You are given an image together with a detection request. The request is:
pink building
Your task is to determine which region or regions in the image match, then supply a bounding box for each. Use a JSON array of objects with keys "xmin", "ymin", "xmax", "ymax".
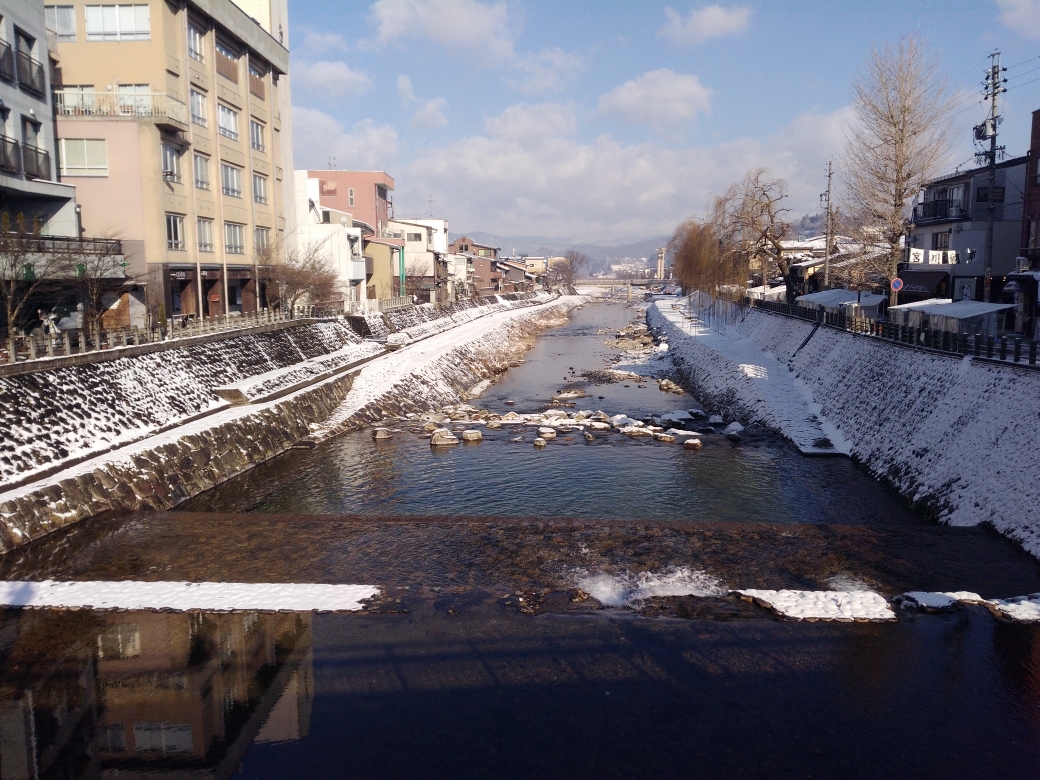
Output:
[{"xmin": 307, "ymin": 170, "xmax": 394, "ymax": 233}]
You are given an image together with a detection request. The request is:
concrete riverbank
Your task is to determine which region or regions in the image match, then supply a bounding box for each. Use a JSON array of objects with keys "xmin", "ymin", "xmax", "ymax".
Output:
[
  {"xmin": 0, "ymin": 295, "xmax": 583, "ymax": 553},
  {"xmin": 651, "ymin": 296, "xmax": 1040, "ymax": 554}
]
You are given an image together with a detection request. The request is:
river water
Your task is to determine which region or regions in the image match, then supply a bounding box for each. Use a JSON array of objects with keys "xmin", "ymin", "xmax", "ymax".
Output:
[{"xmin": 2, "ymin": 300, "xmax": 1040, "ymax": 778}]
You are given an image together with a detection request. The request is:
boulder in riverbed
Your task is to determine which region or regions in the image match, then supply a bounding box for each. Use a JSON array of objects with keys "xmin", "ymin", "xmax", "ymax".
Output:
[
  {"xmin": 533, "ymin": 437, "xmax": 547, "ymax": 447},
  {"xmin": 486, "ymin": 420, "xmax": 502, "ymax": 429},
  {"xmin": 652, "ymin": 432, "xmax": 675, "ymax": 442},
  {"xmin": 430, "ymin": 428, "xmax": 460, "ymax": 446},
  {"xmin": 537, "ymin": 427, "xmax": 557, "ymax": 440},
  {"xmin": 461, "ymin": 429, "xmax": 483, "ymax": 442},
  {"xmin": 372, "ymin": 428, "xmax": 393, "ymax": 440},
  {"xmin": 683, "ymin": 438, "xmax": 703, "ymax": 449}
]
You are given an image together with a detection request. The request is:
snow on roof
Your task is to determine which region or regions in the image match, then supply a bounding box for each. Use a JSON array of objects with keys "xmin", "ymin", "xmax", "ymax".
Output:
[
  {"xmin": 792, "ymin": 257, "xmax": 825, "ymax": 268},
  {"xmin": 837, "ymin": 293, "xmax": 887, "ymax": 307},
  {"xmin": 889, "ymin": 300, "xmax": 1015, "ymax": 318},
  {"xmin": 796, "ymin": 289, "xmax": 862, "ymax": 306}
]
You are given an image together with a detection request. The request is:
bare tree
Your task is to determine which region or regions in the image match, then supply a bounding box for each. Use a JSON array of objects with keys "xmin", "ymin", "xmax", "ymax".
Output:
[
  {"xmin": 0, "ymin": 213, "xmax": 75, "ymax": 340},
  {"xmin": 75, "ymin": 235, "xmax": 126, "ymax": 337},
  {"xmin": 841, "ymin": 33, "xmax": 955, "ymax": 304},
  {"xmin": 562, "ymin": 249, "xmax": 589, "ymax": 282},
  {"xmin": 405, "ymin": 257, "xmax": 431, "ymax": 299},
  {"xmin": 260, "ymin": 238, "xmax": 338, "ymax": 313}
]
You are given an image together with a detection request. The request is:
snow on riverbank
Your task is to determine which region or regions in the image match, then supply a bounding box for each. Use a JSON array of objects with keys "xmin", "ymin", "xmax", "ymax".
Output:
[
  {"xmin": 0, "ymin": 580, "xmax": 379, "ymax": 611},
  {"xmin": 315, "ymin": 296, "xmax": 586, "ymax": 437},
  {"xmin": 738, "ymin": 589, "xmax": 896, "ymax": 621},
  {"xmin": 652, "ymin": 297, "xmax": 1040, "ymax": 557}
]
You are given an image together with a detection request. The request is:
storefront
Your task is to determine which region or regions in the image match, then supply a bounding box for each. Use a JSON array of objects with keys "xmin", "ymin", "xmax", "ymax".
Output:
[
  {"xmin": 158, "ymin": 264, "xmax": 264, "ymax": 321},
  {"xmin": 896, "ymin": 268, "xmax": 951, "ymax": 304}
]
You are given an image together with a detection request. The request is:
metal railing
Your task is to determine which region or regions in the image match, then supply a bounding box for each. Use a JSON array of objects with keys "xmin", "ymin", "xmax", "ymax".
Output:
[
  {"xmin": 3, "ymin": 306, "xmax": 331, "ymax": 365},
  {"xmin": 54, "ymin": 90, "xmax": 188, "ymax": 126},
  {"xmin": 0, "ymin": 42, "xmax": 13, "ymax": 83},
  {"xmin": 21, "ymin": 143, "xmax": 50, "ymax": 180},
  {"xmin": 747, "ymin": 297, "xmax": 1039, "ymax": 368},
  {"xmin": 0, "ymin": 135, "xmax": 20, "ymax": 174},
  {"xmin": 346, "ymin": 296, "xmax": 411, "ymax": 314},
  {"xmin": 15, "ymin": 49, "xmax": 44, "ymax": 95}
]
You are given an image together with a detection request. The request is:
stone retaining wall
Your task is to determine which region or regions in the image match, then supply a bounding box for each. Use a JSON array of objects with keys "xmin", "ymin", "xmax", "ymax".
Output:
[{"xmin": 651, "ymin": 300, "xmax": 1040, "ymax": 555}]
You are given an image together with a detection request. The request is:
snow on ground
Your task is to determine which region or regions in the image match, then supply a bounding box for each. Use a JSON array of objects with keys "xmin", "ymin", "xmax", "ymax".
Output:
[
  {"xmin": 982, "ymin": 595, "xmax": 1040, "ymax": 622},
  {"xmin": 738, "ymin": 589, "xmax": 896, "ymax": 621},
  {"xmin": 649, "ymin": 301, "xmax": 849, "ymax": 455},
  {"xmin": 0, "ymin": 580, "xmax": 379, "ymax": 611},
  {"xmin": 902, "ymin": 591, "xmax": 985, "ymax": 609}
]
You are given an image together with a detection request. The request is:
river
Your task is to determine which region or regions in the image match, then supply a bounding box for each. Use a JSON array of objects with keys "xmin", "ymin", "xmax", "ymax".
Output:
[{"xmin": 1, "ymin": 300, "xmax": 1039, "ymax": 778}]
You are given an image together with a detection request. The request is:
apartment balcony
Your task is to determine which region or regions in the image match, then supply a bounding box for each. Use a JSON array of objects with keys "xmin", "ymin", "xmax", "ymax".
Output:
[
  {"xmin": 54, "ymin": 90, "xmax": 189, "ymax": 132},
  {"xmin": 0, "ymin": 42, "xmax": 14, "ymax": 83},
  {"xmin": 912, "ymin": 199, "xmax": 968, "ymax": 224},
  {"xmin": 0, "ymin": 136, "xmax": 20, "ymax": 175},
  {"xmin": 22, "ymin": 143, "xmax": 50, "ymax": 180},
  {"xmin": 249, "ymin": 72, "xmax": 265, "ymax": 100},
  {"xmin": 15, "ymin": 50, "xmax": 45, "ymax": 96}
]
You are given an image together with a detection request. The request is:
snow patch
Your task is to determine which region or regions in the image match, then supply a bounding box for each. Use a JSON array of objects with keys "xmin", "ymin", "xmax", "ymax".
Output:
[
  {"xmin": 0, "ymin": 580, "xmax": 380, "ymax": 612},
  {"xmin": 738, "ymin": 589, "xmax": 896, "ymax": 621}
]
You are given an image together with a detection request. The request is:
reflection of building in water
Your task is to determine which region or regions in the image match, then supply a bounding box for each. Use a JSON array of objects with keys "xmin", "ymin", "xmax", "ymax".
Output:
[{"xmin": 0, "ymin": 609, "xmax": 312, "ymax": 779}]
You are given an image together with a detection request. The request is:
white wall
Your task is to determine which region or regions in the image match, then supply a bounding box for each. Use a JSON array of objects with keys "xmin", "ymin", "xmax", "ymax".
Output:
[{"xmin": 294, "ymin": 172, "xmax": 364, "ymax": 301}]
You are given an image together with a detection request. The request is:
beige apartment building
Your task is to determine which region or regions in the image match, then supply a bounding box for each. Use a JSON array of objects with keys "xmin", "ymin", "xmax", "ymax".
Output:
[{"xmin": 48, "ymin": 0, "xmax": 291, "ymax": 321}]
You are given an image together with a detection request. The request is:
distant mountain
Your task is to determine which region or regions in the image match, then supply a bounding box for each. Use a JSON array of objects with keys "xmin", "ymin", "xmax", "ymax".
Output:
[{"xmin": 451, "ymin": 231, "xmax": 671, "ymax": 268}]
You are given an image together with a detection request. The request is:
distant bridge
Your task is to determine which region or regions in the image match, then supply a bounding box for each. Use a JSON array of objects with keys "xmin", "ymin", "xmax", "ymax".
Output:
[{"xmin": 573, "ymin": 279, "xmax": 666, "ymax": 287}]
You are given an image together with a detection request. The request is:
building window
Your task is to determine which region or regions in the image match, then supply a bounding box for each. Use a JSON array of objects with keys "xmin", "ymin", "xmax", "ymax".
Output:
[
  {"xmin": 248, "ymin": 62, "xmax": 265, "ymax": 99},
  {"xmin": 166, "ymin": 213, "xmax": 185, "ymax": 250},
  {"xmin": 197, "ymin": 218, "xmax": 213, "ymax": 252},
  {"xmin": 59, "ymin": 138, "xmax": 106, "ymax": 176},
  {"xmin": 189, "ymin": 89, "xmax": 206, "ymax": 126},
  {"xmin": 348, "ymin": 188, "xmax": 354, "ymax": 207},
  {"xmin": 161, "ymin": 143, "xmax": 181, "ymax": 183},
  {"xmin": 406, "ymin": 232, "xmax": 422, "ymax": 242},
  {"xmin": 224, "ymin": 222, "xmax": 244, "ymax": 254},
  {"xmin": 187, "ymin": 23, "xmax": 204, "ymax": 62},
  {"xmin": 931, "ymin": 232, "xmax": 950, "ymax": 251},
  {"xmin": 45, "ymin": 6, "xmax": 76, "ymax": 41},
  {"xmin": 215, "ymin": 40, "xmax": 238, "ymax": 83},
  {"xmin": 252, "ymin": 173, "xmax": 267, "ymax": 204},
  {"xmin": 220, "ymin": 163, "xmax": 241, "ymax": 197},
  {"xmin": 84, "ymin": 5, "xmax": 150, "ymax": 41},
  {"xmin": 254, "ymin": 226, "xmax": 270, "ymax": 252},
  {"xmin": 249, "ymin": 120, "xmax": 264, "ymax": 152},
  {"xmin": 193, "ymin": 153, "xmax": 209, "ymax": 189},
  {"xmin": 217, "ymin": 104, "xmax": 238, "ymax": 140}
]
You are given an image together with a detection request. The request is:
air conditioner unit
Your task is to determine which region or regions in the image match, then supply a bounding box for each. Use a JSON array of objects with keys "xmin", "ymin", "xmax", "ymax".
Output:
[{"xmin": 1018, "ymin": 256, "xmax": 1029, "ymax": 272}]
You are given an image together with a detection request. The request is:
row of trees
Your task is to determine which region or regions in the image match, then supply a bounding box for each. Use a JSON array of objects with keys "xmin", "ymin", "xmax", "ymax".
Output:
[{"xmin": 671, "ymin": 33, "xmax": 954, "ymax": 304}]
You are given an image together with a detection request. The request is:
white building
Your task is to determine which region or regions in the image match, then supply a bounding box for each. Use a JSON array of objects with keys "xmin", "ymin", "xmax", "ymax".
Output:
[{"xmin": 293, "ymin": 171, "xmax": 365, "ymax": 303}]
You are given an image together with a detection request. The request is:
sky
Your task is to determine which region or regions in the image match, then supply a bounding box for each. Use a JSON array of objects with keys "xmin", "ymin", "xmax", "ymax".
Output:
[{"xmin": 287, "ymin": 0, "xmax": 1040, "ymax": 242}]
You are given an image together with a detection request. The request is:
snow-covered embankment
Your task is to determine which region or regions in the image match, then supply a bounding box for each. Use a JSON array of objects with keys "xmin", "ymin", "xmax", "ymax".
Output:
[{"xmin": 650, "ymin": 298, "xmax": 1040, "ymax": 555}]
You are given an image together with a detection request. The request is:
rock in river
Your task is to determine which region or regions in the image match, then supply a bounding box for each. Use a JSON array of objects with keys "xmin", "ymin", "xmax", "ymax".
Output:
[
  {"xmin": 537, "ymin": 427, "xmax": 557, "ymax": 440},
  {"xmin": 461, "ymin": 429, "xmax": 483, "ymax": 442},
  {"xmin": 684, "ymin": 438, "xmax": 703, "ymax": 449},
  {"xmin": 533, "ymin": 437, "xmax": 547, "ymax": 448},
  {"xmin": 372, "ymin": 428, "xmax": 393, "ymax": 440},
  {"xmin": 430, "ymin": 428, "xmax": 460, "ymax": 446}
]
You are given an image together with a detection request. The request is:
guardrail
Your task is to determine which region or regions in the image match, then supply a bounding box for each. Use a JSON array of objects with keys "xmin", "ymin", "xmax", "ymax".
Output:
[
  {"xmin": 2, "ymin": 306, "xmax": 337, "ymax": 365},
  {"xmin": 748, "ymin": 298, "xmax": 1039, "ymax": 368},
  {"xmin": 345, "ymin": 297, "xmax": 411, "ymax": 314}
]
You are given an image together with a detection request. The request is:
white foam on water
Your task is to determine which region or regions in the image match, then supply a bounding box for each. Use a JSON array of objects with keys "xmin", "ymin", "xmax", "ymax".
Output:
[
  {"xmin": 826, "ymin": 574, "xmax": 873, "ymax": 592},
  {"xmin": 577, "ymin": 567, "xmax": 726, "ymax": 607},
  {"xmin": 0, "ymin": 581, "xmax": 380, "ymax": 612}
]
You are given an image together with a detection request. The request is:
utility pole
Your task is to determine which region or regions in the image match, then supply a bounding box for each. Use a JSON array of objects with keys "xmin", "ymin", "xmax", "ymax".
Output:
[
  {"xmin": 977, "ymin": 50, "xmax": 1006, "ymax": 302},
  {"xmin": 820, "ymin": 160, "xmax": 833, "ymax": 288}
]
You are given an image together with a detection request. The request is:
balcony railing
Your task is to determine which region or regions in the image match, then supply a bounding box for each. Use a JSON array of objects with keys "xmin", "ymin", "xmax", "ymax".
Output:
[
  {"xmin": 22, "ymin": 143, "xmax": 50, "ymax": 180},
  {"xmin": 216, "ymin": 52, "xmax": 238, "ymax": 83},
  {"xmin": 0, "ymin": 136, "xmax": 20, "ymax": 175},
  {"xmin": 913, "ymin": 199, "xmax": 967, "ymax": 223},
  {"xmin": 0, "ymin": 42, "xmax": 14, "ymax": 83},
  {"xmin": 249, "ymin": 72, "xmax": 265, "ymax": 100},
  {"xmin": 15, "ymin": 50, "xmax": 45, "ymax": 96},
  {"xmin": 54, "ymin": 90, "xmax": 188, "ymax": 127}
]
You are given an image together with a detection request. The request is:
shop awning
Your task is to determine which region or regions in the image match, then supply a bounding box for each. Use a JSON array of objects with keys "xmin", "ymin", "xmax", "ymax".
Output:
[{"xmin": 897, "ymin": 269, "xmax": 950, "ymax": 294}]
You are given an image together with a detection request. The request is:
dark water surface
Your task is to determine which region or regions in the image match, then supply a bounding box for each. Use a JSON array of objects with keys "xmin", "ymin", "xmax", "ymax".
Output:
[{"xmin": 4, "ymin": 300, "xmax": 1040, "ymax": 779}]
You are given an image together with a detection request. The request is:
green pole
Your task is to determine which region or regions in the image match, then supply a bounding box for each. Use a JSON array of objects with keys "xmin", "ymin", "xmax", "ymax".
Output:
[{"xmin": 398, "ymin": 247, "xmax": 405, "ymax": 297}]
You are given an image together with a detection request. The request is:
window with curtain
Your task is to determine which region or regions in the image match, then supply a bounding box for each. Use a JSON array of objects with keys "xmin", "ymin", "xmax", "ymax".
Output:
[
  {"xmin": 221, "ymin": 164, "xmax": 241, "ymax": 197},
  {"xmin": 188, "ymin": 23, "xmax": 204, "ymax": 62},
  {"xmin": 84, "ymin": 5, "xmax": 150, "ymax": 41},
  {"xmin": 224, "ymin": 222, "xmax": 244, "ymax": 254},
  {"xmin": 252, "ymin": 173, "xmax": 267, "ymax": 204},
  {"xmin": 189, "ymin": 90, "xmax": 206, "ymax": 126},
  {"xmin": 217, "ymin": 104, "xmax": 238, "ymax": 140},
  {"xmin": 45, "ymin": 6, "xmax": 76, "ymax": 40},
  {"xmin": 197, "ymin": 218, "xmax": 213, "ymax": 252},
  {"xmin": 193, "ymin": 154, "xmax": 209, "ymax": 189},
  {"xmin": 59, "ymin": 138, "xmax": 107, "ymax": 176}
]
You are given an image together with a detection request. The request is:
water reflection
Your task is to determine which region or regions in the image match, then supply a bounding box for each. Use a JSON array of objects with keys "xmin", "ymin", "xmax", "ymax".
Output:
[{"xmin": 0, "ymin": 609, "xmax": 311, "ymax": 779}]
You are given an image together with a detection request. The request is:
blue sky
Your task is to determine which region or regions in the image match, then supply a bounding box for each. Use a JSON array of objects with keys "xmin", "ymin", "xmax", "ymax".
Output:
[{"xmin": 287, "ymin": 0, "xmax": 1040, "ymax": 241}]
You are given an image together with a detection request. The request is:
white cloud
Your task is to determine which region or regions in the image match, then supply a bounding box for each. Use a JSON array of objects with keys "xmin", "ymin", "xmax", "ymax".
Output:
[
  {"xmin": 483, "ymin": 103, "xmax": 577, "ymax": 142},
  {"xmin": 291, "ymin": 108, "xmax": 398, "ymax": 170},
  {"xmin": 399, "ymin": 103, "xmax": 851, "ymax": 239},
  {"xmin": 598, "ymin": 69, "xmax": 713, "ymax": 128},
  {"xmin": 509, "ymin": 48, "xmax": 585, "ymax": 95},
  {"xmin": 659, "ymin": 5, "xmax": 751, "ymax": 45},
  {"xmin": 396, "ymin": 74, "xmax": 448, "ymax": 131},
  {"xmin": 298, "ymin": 27, "xmax": 348, "ymax": 55},
  {"xmin": 996, "ymin": 0, "xmax": 1040, "ymax": 37},
  {"xmin": 293, "ymin": 61, "xmax": 372, "ymax": 99},
  {"xmin": 411, "ymin": 98, "xmax": 448, "ymax": 130},
  {"xmin": 370, "ymin": 0, "xmax": 514, "ymax": 58}
]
